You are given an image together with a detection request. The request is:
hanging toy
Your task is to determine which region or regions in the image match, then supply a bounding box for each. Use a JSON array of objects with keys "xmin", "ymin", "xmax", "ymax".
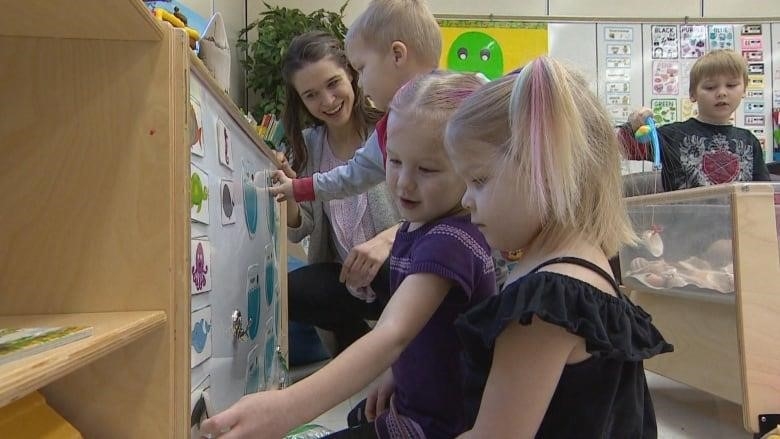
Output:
[
  {"xmin": 634, "ymin": 116, "xmax": 662, "ymax": 171},
  {"xmin": 634, "ymin": 116, "xmax": 665, "ymax": 257}
]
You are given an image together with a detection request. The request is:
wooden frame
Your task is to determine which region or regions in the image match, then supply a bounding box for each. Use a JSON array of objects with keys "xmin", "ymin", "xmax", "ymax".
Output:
[{"xmin": 620, "ymin": 182, "xmax": 780, "ymax": 433}]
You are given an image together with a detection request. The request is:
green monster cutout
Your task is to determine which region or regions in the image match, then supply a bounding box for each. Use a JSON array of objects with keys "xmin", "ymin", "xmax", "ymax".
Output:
[
  {"xmin": 191, "ymin": 172, "xmax": 209, "ymax": 212},
  {"xmin": 447, "ymin": 31, "xmax": 504, "ymax": 80}
]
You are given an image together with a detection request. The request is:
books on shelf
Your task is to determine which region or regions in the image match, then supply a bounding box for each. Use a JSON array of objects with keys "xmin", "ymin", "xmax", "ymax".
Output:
[
  {"xmin": 256, "ymin": 113, "xmax": 285, "ymax": 150},
  {"xmin": 0, "ymin": 326, "xmax": 93, "ymax": 366}
]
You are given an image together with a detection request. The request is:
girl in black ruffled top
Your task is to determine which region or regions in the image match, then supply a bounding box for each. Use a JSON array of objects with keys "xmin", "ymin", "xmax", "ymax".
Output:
[{"xmin": 444, "ymin": 56, "xmax": 674, "ymax": 438}]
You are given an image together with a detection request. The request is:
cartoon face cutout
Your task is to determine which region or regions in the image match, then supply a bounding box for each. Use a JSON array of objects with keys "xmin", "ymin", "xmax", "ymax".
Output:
[{"xmin": 447, "ymin": 32, "xmax": 504, "ymax": 80}]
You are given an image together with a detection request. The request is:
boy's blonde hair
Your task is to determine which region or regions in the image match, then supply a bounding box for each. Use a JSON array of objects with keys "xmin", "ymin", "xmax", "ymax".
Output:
[
  {"xmin": 390, "ymin": 71, "xmax": 486, "ymax": 146},
  {"xmin": 346, "ymin": 0, "xmax": 441, "ymax": 67},
  {"xmin": 445, "ymin": 57, "xmax": 636, "ymax": 257},
  {"xmin": 689, "ymin": 49, "xmax": 749, "ymax": 96}
]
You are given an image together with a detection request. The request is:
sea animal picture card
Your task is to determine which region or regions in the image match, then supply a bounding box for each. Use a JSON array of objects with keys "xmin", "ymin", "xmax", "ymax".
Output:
[
  {"xmin": 190, "ymin": 375, "xmax": 212, "ymax": 438},
  {"xmin": 220, "ymin": 178, "xmax": 237, "ymax": 225},
  {"xmin": 190, "ymin": 164, "xmax": 210, "ymax": 224},
  {"xmin": 191, "ymin": 238, "xmax": 212, "ymax": 294},
  {"xmin": 216, "ymin": 118, "xmax": 234, "ymax": 170},
  {"xmin": 191, "ymin": 305, "xmax": 213, "ymax": 368},
  {"xmin": 190, "ymin": 97, "xmax": 205, "ymax": 157}
]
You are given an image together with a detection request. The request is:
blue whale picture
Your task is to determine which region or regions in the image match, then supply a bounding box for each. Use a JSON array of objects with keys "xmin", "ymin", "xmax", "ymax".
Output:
[{"xmin": 191, "ymin": 318, "xmax": 212, "ymax": 353}]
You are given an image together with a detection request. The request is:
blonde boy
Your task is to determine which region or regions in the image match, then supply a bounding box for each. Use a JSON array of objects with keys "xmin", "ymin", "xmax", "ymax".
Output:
[
  {"xmin": 270, "ymin": 0, "xmax": 442, "ymax": 202},
  {"xmin": 619, "ymin": 50, "xmax": 769, "ymax": 191}
]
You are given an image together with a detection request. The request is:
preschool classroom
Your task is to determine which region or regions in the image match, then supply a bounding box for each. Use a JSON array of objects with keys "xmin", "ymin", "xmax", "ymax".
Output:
[{"xmin": 1, "ymin": 0, "xmax": 779, "ymax": 438}]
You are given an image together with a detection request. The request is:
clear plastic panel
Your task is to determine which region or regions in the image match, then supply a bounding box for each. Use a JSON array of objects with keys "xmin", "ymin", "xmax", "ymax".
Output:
[{"xmin": 619, "ymin": 194, "xmax": 735, "ymax": 298}]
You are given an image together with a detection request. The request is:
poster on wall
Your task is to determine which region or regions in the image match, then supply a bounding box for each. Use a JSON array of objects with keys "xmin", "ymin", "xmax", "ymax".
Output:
[
  {"xmin": 651, "ymin": 25, "xmax": 679, "ymax": 59},
  {"xmin": 679, "ymin": 25, "xmax": 707, "ymax": 59},
  {"xmin": 437, "ymin": 19, "xmax": 548, "ymax": 80},
  {"xmin": 598, "ymin": 24, "xmax": 642, "ymax": 125}
]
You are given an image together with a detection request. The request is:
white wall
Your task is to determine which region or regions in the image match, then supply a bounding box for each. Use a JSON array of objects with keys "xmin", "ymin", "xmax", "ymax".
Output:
[{"xmin": 261, "ymin": 0, "xmax": 780, "ymax": 21}]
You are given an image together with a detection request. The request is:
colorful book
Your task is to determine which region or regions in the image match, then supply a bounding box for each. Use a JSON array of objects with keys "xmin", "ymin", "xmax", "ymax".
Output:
[{"xmin": 0, "ymin": 326, "xmax": 93, "ymax": 366}]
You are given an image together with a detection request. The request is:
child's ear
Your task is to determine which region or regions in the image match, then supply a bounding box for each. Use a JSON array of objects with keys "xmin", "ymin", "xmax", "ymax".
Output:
[{"xmin": 390, "ymin": 41, "xmax": 408, "ymax": 66}]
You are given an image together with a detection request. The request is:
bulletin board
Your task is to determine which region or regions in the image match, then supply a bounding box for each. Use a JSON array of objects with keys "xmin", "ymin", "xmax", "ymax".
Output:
[
  {"xmin": 437, "ymin": 19, "xmax": 548, "ymax": 80},
  {"xmin": 189, "ymin": 71, "xmax": 285, "ymax": 416}
]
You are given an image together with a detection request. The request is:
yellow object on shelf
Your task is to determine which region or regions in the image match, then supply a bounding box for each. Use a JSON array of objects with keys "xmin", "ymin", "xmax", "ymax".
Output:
[
  {"xmin": 0, "ymin": 391, "xmax": 82, "ymax": 438},
  {"xmin": 153, "ymin": 8, "xmax": 201, "ymax": 41}
]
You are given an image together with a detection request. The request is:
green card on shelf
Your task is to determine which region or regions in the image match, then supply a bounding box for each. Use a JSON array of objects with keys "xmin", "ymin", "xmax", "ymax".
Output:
[{"xmin": 0, "ymin": 326, "xmax": 93, "ymax": 366}]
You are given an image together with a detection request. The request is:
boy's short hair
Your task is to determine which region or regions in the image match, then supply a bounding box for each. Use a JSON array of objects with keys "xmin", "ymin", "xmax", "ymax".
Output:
[
  {"xmin": 689, "ymin": 50, "xmax": 749, "ymax": 96},
  {"xmin": 346, "ymin": 0, "xmax": 441, "ymax": 66}
]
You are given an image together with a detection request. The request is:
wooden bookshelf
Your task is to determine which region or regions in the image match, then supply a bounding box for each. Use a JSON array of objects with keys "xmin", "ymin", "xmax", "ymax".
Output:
[
  {"xmin": 0, "ymin": 311, "xmax": 166, "ymax": 408},
  {"xmin": 0, "ymin": 0, "xmax": 162, "ymax": 41},
  {"xmin": 0, "ymin": 1, "xmax": 287, "ymax": 436}
]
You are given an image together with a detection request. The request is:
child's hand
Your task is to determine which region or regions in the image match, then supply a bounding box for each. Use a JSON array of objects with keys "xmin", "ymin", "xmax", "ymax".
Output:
[
  {"xmin": 628, "ymin": 107, "xmax": 653, "ymax": 131},
  {"xmin": 275, "ymin": 151, "xmax": 296, "ymax": 179},
  {"xmin": 365, "ymin": 369, "xmax": 394, "ymax": 421},
  {"xmin": 267, "ymin": 170, "xmax": 294, "ymax": 202},
  {"xmin": 199, "ymin": 390, "xmax": 293, "ymax": 439},
  {"xmin": 339, "ymin": 231, "xmax": 393, "ymax": 288}
]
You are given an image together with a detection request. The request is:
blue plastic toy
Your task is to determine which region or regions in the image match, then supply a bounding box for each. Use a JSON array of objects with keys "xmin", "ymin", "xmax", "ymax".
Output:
[{"xmin": 634, "ymin": 116, "xmax": 662, "ymax": 170}]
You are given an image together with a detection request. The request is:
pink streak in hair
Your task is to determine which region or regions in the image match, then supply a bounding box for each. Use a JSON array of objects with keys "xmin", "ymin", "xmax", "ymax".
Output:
[
  {"xmin": 447, "ymin": 88, "xmax": 475, "ymax": 101},
  {"xmin": 528, "ymin": 58, "xmax": 548, "ymax": 206}
]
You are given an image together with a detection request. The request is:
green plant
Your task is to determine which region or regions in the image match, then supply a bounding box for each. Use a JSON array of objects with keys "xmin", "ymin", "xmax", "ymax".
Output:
[{"xmin": 238, "ymin": 1, "xmax": 349, "ymax": 118}]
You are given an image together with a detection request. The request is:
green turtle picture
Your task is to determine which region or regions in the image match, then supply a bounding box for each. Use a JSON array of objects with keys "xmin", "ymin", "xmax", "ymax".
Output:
[
  {"xmin": 447, "ymin": 31, "xmax": 504, "ymax": 80},
  {"xmin": 191, "ymin": 172, "xmax": 208, "ymax": 212},
  {"xmin": 190, "ymin": 165, "xmax": 210, "ymax": 224}
]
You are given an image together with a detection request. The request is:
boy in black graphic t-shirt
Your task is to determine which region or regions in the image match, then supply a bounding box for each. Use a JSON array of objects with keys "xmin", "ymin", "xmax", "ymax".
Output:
[{"xmin": 618, "ymin": 50, "xmax": 770, "ymax": 191}]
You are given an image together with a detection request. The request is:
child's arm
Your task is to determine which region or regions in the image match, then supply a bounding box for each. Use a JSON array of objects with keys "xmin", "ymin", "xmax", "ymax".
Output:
[
  {"xmin": 269, "ymin": 130, "xmax": 387, "ymax": 202},
  {"xmin": 339, "ymin": 223, "xmax": 399, "ymax": 288},
  {"xmin": 459, "ymin": 316, "xmax": 580, "ymax": 438},
  {"xmin": 199, "ymin": 273, "xmax": 452, "ymax": 439}
]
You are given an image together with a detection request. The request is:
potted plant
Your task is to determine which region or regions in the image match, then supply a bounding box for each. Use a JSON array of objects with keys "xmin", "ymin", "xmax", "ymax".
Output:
[{"xmin": 238, "ymin": 1, "xmax": 349, "ymax": 119}]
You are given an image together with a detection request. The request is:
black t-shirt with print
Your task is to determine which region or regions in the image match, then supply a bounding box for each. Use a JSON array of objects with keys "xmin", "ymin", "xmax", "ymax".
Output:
[{"xmin": 653, "ymin": 118, "xmax": 770, "ymax": 191}]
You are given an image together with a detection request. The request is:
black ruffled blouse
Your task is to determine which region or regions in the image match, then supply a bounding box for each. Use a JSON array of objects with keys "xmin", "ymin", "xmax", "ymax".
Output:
[{"xmin": 456, "ymin": 257, "xmax": 673, "ymax": 438}]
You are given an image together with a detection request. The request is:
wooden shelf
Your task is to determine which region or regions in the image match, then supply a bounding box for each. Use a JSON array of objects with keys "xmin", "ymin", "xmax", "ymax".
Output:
[
  {"xmin": 0, "ymin": 311, "xmax": 166, "ymax": 407},
  {"xmin": 0, "ymin": 0, "xmax": 162, "ymax": 41}
]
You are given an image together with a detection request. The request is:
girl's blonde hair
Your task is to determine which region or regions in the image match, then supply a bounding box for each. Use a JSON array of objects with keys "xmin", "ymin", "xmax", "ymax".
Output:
[
  {"xmin": 445, "ymin": 57, "xmax": 636, "ymax": 256},
  {"xmin": 390, "ymin": 70, "xmax": 486, "ymax": 145}
]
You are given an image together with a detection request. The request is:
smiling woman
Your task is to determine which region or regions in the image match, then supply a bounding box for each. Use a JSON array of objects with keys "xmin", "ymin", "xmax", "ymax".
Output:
[{"xmin": 277, "ymin": 31, "xmax": 401, "ymax": 356}]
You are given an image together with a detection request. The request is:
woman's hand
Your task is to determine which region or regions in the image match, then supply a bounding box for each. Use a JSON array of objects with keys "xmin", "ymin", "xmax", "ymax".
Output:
[
  {"xmin": 199, "ymin": 390, "xmax": 294, "ymax": 439},
  {"xmin": 365, "ymin": 369, "xmax": 394, "ymax": 421},
  {"xmin": 275, "ymin": 151, "xmax": 296, "ymax": 179}
]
